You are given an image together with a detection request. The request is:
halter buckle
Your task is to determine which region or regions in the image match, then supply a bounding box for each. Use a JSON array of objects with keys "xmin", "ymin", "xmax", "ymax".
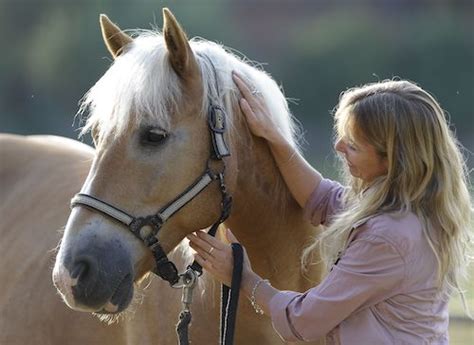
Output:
[
  {"xmin": 208, "ymin": 104, "xmax": 230, "ymax": 159},
  {"xmin": 208, "ymin": 104, "xmax": 226, "ymax": 133}
]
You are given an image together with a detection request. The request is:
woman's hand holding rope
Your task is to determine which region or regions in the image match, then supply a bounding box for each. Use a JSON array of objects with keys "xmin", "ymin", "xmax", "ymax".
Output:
[{"xmin": 187, "ymin": 228, "xmax": 252, "ymax": 287}]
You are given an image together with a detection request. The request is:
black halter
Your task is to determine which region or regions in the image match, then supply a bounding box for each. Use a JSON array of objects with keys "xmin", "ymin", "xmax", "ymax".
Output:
[{"xmin": 71, "ymin": 58, "xmax": 232, "ymax": 286}]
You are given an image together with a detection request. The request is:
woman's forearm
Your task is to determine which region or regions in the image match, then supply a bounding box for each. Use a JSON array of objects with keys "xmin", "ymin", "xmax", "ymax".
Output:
[
  {"xmin": 232, "ymin": 71, "xmax": 323, "ymax": 209},
  {"xmin": 268, "ymin": 136, "xmax": 323, "ymax": 209}
]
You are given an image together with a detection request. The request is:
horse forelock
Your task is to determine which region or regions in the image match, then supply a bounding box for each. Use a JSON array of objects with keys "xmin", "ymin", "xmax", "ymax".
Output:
[{"xmin": 78, "ymin": 30, "xmax": 301, "ymax": 152}]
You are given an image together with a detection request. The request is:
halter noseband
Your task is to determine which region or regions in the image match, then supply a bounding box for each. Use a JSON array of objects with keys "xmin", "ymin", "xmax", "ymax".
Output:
[{"xmin": 71, "ymin": 55, "xmax": 232, "ymax": 286}]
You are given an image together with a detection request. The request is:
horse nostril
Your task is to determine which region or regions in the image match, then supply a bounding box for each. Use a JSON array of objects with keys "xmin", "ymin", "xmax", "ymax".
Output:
[
  {"xmin": 71, "ymin": 256, "xmax": 98, "ymax": 284},
  {"xmin": 71, "ymin": 261, "xmax": 88, "ymax": 280}
]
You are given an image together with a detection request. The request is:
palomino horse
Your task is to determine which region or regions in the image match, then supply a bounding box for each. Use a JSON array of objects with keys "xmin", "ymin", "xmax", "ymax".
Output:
[
  {"xmin": 52, "ymin": 9, "xmax": 322, "ymax": 344},
  {"xmin": 0, "ymin": 134, "xmax": 127, "ymax": 344}
]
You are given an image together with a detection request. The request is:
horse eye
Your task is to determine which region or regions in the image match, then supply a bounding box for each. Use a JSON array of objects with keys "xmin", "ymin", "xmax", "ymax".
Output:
[{"xmin": 141, "ymin": 128, "xmax": 168, "ymax": 146}]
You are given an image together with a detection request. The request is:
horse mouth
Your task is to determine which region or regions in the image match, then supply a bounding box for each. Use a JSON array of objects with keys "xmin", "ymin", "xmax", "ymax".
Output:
[{"xmin": 98, "ymin": 273, "xmax": 134, "ymax": 314}]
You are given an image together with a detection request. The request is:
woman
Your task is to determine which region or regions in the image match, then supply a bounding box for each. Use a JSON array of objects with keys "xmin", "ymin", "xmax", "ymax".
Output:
[{"xmin": 188, "ymin": 73, "xmax": 473, "ymax": 344}]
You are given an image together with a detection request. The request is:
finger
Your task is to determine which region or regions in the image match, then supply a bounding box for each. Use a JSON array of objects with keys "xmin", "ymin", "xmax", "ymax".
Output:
[
  {"xmin": 239, "ymin": 98, "xmax": 256, "ymax": 120},
  {"xmin": 187, "ymin": 232, "xmax": 216, "ymax": 252},
  {"xmin": 196, "ymin": 230, "xmax": 226, "ymax": 250},
  {"xmin": 232, "ymin": 72, "xmax": 252, "ymax": 95},
  {"xmin": 198, "ymin": 246, "xmax": 215, "ymax": 262},
  {"xmin": 189, "ymin": 237, "xmax": 227, "ymax": 267},
  {"xmin": 195, "ymin": 255, "xmax": 231, "ymax": 286},
  {"xmin": 232, "ymin": 71, "xmax": 245, "ymax": 82},
  {"xmin": 232, "ymin": 73, "xmax": 260, "ymax": 107},
  {"xmin": 188, "ymin": 240, "xmax": 212, "ymax": 258},
  {"xmin": 194, "ymin": 254, "xmax": 215, "ymax": 272}
]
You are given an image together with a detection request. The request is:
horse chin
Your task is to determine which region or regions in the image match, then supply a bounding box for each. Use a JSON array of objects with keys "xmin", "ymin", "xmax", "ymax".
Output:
[
  {"xmin": 93, "ymin": 309, "xmax": 126, "ymax": 324},
  {"xmin": 93, "ymin": 283, "xmax": 146, "ymax": 325},
  {"xmin": 104, "ymin": 273, "xmax": 134, "ymax": 313},
  {"xmin": 92, "ymin": 300, "xmax": 131, "ymax": 325}
]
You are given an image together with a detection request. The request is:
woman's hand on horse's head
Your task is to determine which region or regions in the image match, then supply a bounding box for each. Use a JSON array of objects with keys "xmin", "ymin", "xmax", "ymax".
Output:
[
  {"xmin": 187, "ymin": 228, "xmax": 252, "ymax": 287},
  {"xmin": 232, "ymin": 71, "xmax": 285, "ymax": 145}
]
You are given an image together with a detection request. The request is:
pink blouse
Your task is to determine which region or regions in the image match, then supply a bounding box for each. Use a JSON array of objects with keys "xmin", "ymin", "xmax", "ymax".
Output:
[{"xmin": 269, "ymin": 179, "xmax": 449, "ymax": 344}]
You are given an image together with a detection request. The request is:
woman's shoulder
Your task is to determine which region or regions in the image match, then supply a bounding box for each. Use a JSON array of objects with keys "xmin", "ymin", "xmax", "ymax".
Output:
[{"xmin": 358, "ymin": 211, "xmax": 425, "ymax": 257}]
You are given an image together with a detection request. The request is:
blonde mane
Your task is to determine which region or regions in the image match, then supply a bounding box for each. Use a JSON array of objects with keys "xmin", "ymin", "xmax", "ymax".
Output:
[{"xmin": 79, "ymin": 31, "xmax": 300, "ymax": 153}]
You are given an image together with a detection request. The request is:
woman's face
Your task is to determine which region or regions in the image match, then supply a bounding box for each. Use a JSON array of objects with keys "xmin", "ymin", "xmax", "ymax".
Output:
[{"xmin": 335, "ymin": 132, "xmax": 388, "ymax": 183}]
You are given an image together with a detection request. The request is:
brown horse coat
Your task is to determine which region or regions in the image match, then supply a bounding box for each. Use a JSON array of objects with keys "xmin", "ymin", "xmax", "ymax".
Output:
[{"xmin": 0, "ymin": 134, "xmax": 126, "ymax": 345}]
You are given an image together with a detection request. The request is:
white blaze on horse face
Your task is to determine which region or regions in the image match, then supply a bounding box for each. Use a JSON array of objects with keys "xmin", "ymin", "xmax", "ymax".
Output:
[
  {"xmin": 52, "ymin": 212, "xmax": 79, "ymax": 309},
  {"xmin": 52, "ymin": 261, "xmax": 77, "ymax": 307},
  {"xmin": 52, "ymin": 208, "xmax": 93, "ymax": 311}
]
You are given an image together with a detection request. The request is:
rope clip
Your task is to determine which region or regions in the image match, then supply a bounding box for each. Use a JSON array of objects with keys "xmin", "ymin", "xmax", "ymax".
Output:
[{"xmin": 172, "ymin": 268, "xmax": 199, "ymax": 311}]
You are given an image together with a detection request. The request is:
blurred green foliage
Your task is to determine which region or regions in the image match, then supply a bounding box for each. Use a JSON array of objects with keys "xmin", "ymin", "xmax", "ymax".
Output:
[{"xmin": 0, "ymin": 0, "xmax": 472, "ymax": 176}]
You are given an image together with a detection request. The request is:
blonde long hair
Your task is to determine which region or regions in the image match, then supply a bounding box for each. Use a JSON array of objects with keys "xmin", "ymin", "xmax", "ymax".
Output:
[{"xmin": 303, "ymin": 79, "xmax": 473, "ymax": 309}]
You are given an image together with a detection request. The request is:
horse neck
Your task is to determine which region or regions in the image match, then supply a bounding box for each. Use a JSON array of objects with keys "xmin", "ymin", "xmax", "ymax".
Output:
[{"xmin": 224, "ymin": 119, "xmax": 321, "ymax": 290}]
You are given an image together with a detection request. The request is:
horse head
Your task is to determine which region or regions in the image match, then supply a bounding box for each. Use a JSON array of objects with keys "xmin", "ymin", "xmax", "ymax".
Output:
[{"xmin": 53, "ymin": 8, "xmax": 298, "ymax": 316}]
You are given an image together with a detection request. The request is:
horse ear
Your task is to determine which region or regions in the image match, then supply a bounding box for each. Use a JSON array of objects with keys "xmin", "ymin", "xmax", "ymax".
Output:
[
  {"xmin": 162, "ymin": 8, "xmax": 199, "ymax": 79},
  {"xmin": 99, "ymin": 14, "xmax": 133, "ymax": 59}
]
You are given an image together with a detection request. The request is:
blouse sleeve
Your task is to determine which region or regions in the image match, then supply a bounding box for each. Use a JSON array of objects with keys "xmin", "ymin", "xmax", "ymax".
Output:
[
  {"xmin": 303, "ymin": 178, "xmax": 346, "ymax": 226},
  {"xmin": 268, "ymin": 234, "xmax": 406, "ymax": 342}
]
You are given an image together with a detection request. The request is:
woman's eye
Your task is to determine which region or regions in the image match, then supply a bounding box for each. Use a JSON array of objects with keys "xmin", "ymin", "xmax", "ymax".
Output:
[
  {"xmin": 347, "ymin": 140, "xmax": 357, "ymax": 151},
  {"xmin": 141, "ymin": 128, "xmax": 169, "ymax": 146}
]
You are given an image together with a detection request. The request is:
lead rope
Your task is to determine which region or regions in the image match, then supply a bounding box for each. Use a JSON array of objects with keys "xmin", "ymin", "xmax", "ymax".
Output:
[
  {"xmin": 175, "ymin": 243, "xmax": 243, "ymax": 345},
  {"xmin": 176, "ymin": 171, "xmax": 242, "ymax": 345},
  {"xmin": 220, "ymin": 243, "xmax": 243, "ymax": 345}
]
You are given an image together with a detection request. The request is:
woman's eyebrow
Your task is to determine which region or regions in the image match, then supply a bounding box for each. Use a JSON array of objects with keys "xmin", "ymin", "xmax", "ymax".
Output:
[{"xmin": 346, "ymin": 136, "xmax": 358, "ymax": 146}]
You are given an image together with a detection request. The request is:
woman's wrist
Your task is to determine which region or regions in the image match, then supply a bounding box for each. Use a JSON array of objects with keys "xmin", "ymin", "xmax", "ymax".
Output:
[
  {"xmin": 242, "ymin": 269, "xmax": 261, "ymax": 296},
  {"xmin": 268, "ymin": 137, "xmax": 298, "ymax": 167},
  {"xmin": 265, "ymin": 129, "xmax": 288, "ymax": 147},
  {"xmin": 250, "ymin": 278, "xmax": 270, "ymax": 314},
  {"xmin": 241, "ymin": 269, "xmax": 279, "ymax": 316}
]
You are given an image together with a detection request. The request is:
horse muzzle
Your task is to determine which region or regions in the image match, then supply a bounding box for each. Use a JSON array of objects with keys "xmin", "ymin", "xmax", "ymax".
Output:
[{"xmin": 53, "ymin": 235, "xmax": 135, "ymax": 314}]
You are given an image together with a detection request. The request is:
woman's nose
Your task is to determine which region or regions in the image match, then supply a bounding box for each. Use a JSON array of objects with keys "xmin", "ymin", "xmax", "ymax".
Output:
[{"xmin": 335, "ymin": 139, "xmax": 345, "ymax": 153}]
